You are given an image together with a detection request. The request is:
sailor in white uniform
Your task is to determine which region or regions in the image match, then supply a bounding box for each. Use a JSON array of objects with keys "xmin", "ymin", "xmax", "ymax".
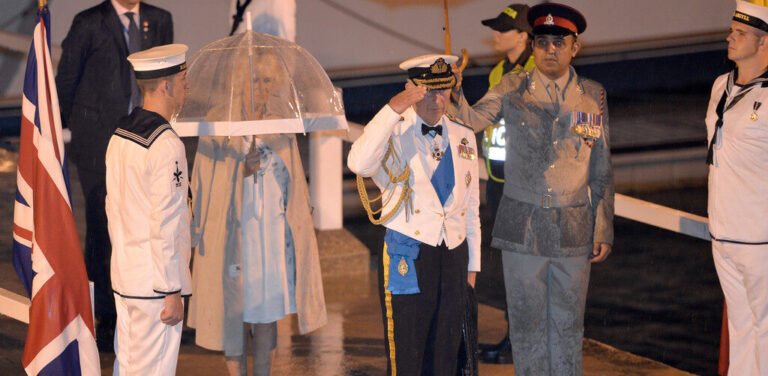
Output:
[
  {"xmin": 706, "ymin": 1, "xmax": 768, "ymax": 375},
  {"xmin": 348, "ymin": 54, "xmax": 481, "ymax": 375},
  {"xmin": 105, "ymin": 44, "xmax": 191, "ymax": 375},
  {"xmin": 706, "ymin": 2, "xmax": 768, "ymax": 374}
]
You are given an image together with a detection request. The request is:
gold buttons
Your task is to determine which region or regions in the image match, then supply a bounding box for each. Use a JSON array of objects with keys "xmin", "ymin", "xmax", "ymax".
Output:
[
  {"xmin": 414, "ymin": 230, "xmax": 420, "ymax": 236},
  {"xmin": 415, "ymin": 209, "xmax": 420, "ymax": 214}
]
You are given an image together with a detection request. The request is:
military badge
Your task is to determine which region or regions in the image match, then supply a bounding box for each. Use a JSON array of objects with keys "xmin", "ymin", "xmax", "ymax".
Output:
[
  {"xmin": 430, "ymin": 58, "xmax": 449, "ymax": 74},
  {"xmin": 752, "ymin": 101, "xmax": 761, "ymax": 122},
  {"xmin": 398, "ymin": 257, "xmax": 409, "ymax": 276},
  {"xmin": 571, "ymin": 112, "xmax": 602, "ymax": 147},
  {"xmin": 465, "ymin": 171, "xmax": 472, "ymax": 187},
  {"xmin": 458, "ymin": 144, "xmax": 477, "ymax": 160},
  {"xmin": 173, "ymin": 161, "xmax": 183, "ymax": 188},
  {"xmin": 545, "ymin": 14, "xmax": 555, "ymax": 25},
  {"xmin": 461, "ymin": 137, "xmax": 469, "ymax": 145},
  {"xmin": 431, "ymin": 147, "xmax": 444, "ymax": 161}
]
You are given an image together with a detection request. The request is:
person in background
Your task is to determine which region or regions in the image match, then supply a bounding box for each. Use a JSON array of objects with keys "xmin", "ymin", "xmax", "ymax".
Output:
[
  {"xmin": 348, "ymin": 54, "xmax": 481, "ymax": 376},
  {"xmin": 475, "ymin": 3, "xmax": 535, "ymax": 364},
  {"xmin": 56, "ymin": 0, "xmax": 173, "ymax": 349},
  {"xmin": 105, "ymin": 44, "xmax": 191, "ymax": 375},
  {"xmin": 451, "ymin": 3, "xmax": 614, "ymax": 374},
  {"xmin": 706, "ymin": 1, "xmax": 768, "ymax": 374},
  {"xmin": 187, "ymin": 52, "xmax": 327, "ymax": 376}
]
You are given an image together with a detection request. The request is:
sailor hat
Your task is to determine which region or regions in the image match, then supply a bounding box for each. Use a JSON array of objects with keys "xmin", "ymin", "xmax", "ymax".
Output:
[
  {"xmin": 528, "ymin": 2, "xmax": 587, "ymax": 37},
  {"xmin": 127, "ymin": 43, "xmax": 188, "ymax": 80},
  {"xmin": 399, "ymin": 54, "xmax": 459, "ymax": 90},
  {"xmin": 734, "ymin": 0, "xmax": 768, "ymax": 32}
]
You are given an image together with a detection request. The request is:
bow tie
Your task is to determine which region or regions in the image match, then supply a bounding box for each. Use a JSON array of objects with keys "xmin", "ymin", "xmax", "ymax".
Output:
[{"xmin": 421, "ymin": 123, "xmax": 443, "ymax": 136}]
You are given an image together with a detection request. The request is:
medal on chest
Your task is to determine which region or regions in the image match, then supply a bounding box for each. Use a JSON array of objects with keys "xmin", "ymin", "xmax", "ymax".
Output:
[
  {"xmin": 571, "ymin": 111, "xmax": 602, "ymax": 148},
  {"xmin": 751, "ymin": 101, "xmax": 761, "ymax": 121},
  {"xmin": 458, "ymin": 137, "xmax": 477, "ymax": 160},
  {"xmin": 431, "ymin": 139, "xmax": 444, "ymax": 161}
]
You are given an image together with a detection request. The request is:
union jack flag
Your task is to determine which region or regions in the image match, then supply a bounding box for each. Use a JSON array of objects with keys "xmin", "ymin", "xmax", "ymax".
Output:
[{"xmin": 12, "ymin": 3, "xmax": 100, "ymax": 375}]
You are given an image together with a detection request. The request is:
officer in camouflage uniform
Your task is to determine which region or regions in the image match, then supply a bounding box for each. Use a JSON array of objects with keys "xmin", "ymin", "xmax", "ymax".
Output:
[{"xmin": 451, "ymin": 3, "xmax": 614, "ymax": 374}]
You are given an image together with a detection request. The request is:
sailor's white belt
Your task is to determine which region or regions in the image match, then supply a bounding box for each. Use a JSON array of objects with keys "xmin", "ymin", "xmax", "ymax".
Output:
[{"xmin": 505, "ymin": 189, "xmax": 588, "ymax": 209}]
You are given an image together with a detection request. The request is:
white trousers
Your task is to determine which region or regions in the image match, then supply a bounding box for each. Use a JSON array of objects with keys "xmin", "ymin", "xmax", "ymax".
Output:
[
  {"xmin": 113, "ymin": 294, "xmax": 183, "ymax": 376},
  {"xmin": 712, "ymin": 241, "xmax": 768, "ymax": 376}
]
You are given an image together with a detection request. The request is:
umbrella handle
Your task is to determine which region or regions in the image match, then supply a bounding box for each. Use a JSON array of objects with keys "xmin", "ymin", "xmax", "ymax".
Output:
[
  {"xmin": 458, "ymin": 48, "xmax": 469, "ymax": 72},
  {"xmin": 443, "ymin": 0, "xmax": 468, "ymax": 71}
]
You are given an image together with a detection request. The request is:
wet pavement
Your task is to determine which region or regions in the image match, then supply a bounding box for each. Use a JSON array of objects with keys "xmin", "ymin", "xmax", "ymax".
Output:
[{"xmin": 0, "ymin": 143, "xmax": 695, "ymax": 375}]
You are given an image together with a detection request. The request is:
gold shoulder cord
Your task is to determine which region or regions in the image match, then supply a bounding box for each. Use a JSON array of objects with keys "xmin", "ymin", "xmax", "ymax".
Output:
[{"xmin": 356, "ymin": 138, "xmax": 413, "ymax": 225}]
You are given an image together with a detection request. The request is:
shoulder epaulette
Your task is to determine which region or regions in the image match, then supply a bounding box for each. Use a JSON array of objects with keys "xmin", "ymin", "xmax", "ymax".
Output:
[{"xmin": 446, "ymin": 114, "xmax": 472, "ymax": 130}]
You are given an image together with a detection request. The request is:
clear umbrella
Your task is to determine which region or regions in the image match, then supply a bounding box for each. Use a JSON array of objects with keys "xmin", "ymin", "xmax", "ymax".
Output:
[{"xmin": 173, "ymin": 30, "xmax": 347, "ymax": 136}]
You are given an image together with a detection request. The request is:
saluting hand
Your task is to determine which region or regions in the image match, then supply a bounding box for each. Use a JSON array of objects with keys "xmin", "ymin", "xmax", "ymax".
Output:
[{"xmin": 388, "ymin": 82, "xmax": 427, "ymax": 114}]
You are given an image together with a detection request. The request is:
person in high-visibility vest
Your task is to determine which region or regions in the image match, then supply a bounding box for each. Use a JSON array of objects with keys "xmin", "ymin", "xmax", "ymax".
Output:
[{"xmin": 476, "ymin": 3, "xmax": 536, "ymax": 365}]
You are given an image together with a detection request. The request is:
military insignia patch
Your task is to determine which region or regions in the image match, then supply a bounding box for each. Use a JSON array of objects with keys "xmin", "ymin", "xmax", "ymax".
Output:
[
  {"xmin": 459, "ymin": 144, "xmax": 477, "ymax": 160},
  {"xmin": 430, "ymin": 58, "xmax": 449, "ymax": 74},
  {"xmin": 173, "ymin": 161, "xmax": 183, "ymax": 188},
  {"xmin": 465, "ymin": 171, "xmax": 472, "ymax": 187},
  {"xmin": 461, "ymin": 137, "xmax": 469, "ymax": 145},
  {"xmin": 398, "ymin": 257, "xmax": 409, "ymax": 276}
]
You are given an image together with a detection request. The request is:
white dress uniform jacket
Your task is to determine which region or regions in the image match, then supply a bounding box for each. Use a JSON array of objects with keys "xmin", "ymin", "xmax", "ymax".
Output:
[
  {"xmin": 106, "ymin": 108, "xmax": 192, "ymax": 298},
  {"xmin": 348, "ymin": 105, "xmax": 482, "ymax": 271},
  {"xmin": 706, "ymin": 72, "xmax": 768, "ymax": 243}
]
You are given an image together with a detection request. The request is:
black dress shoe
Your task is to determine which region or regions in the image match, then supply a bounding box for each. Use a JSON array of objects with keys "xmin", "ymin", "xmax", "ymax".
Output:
[{"xmin": 479, "ymin": 336, "xmax": 512, "ymax": 364}]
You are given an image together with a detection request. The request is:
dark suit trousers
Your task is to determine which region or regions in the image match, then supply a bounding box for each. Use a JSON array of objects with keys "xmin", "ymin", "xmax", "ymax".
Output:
[
  {"xmin": 379, "ymin": 239, "xmax": 468, "ymax": 376},
  {"xmin": 78, "ymin": 166, "xmax": 115, "ymax": 327}
]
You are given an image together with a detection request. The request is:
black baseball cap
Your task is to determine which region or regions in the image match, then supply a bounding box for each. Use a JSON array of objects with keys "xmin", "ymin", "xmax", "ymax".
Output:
[{"xmin": 481, "ymin": 4, "xmax": 532, "ymax": 35}]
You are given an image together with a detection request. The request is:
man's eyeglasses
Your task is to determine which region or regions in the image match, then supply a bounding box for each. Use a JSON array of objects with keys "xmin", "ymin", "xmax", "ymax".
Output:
[{"xmin": 533, "ymin": 36, "xmax": 568, "ymax": 50}]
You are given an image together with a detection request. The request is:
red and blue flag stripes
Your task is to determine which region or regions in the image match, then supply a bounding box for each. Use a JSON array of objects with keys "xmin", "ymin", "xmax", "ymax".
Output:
[{"xmin": 11, "ymin": 3, "xmax": 100, "ymax": 375}]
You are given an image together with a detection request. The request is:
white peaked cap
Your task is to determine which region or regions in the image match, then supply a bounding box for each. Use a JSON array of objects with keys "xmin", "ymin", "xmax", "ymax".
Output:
[{"xmin": 128, "ymin": 44, "xmax": 189, "ymax": 80}]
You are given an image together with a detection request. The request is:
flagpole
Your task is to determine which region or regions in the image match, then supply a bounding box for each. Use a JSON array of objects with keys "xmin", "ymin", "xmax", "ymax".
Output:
[{"xmin": 39, "ymin": 0, "xmax": 46, "ymax": 10}]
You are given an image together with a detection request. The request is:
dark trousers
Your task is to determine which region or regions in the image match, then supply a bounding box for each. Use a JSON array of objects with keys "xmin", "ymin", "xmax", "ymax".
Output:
[
  {"xmin": 378, "ymin": 239, "xmax": 468, "ymax": 376},
  {"xmin": 77, "ymin": 166, "xmax": 115, "ymax": 329}
]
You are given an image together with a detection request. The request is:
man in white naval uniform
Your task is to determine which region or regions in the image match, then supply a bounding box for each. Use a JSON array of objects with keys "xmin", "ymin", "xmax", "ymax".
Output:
[
  {"xmin": 105, "ymin": 44, "xmax": 191, "ymax": 375},
  {"xmin": 348, "ymin": 54, "xmax": 481, "ymax": 375},
  {"xmin": 706, "ymin": 2, "xmax": 768, "ymax": 374}
]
